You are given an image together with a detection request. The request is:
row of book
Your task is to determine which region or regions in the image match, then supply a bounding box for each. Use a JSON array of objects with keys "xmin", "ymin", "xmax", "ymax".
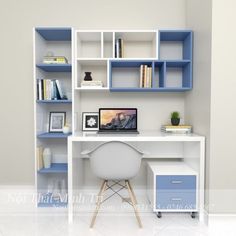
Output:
[
  {"xmin": 161, "ymin": 125, "xmax": 192, "ymax": 134},
  {"xmin": 80, "ymin": 80, "xmax": 103, "ymax": 88},
  {"xmin": 37, "ymin": 79, "xmax": 65, "ymax": 100},
  {"xmin": 43, "ymin": 56, "xmax": 68, "ymax": 64},
  {"xmin": 140, "ymin": 65, "xmax": 152, "ymax": 88},
  {"xmin": 115, "ymin": 38, "xmax": 124, "ymax": 58}
]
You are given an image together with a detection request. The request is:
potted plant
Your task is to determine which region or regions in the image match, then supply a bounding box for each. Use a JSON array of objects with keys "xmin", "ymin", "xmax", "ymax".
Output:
[{"xmin": 171, "ymin": 111, "xmax": 180, "ymax": 126}]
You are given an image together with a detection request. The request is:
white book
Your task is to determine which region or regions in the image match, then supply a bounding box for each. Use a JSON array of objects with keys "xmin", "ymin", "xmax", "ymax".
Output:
[{"xmin": 38, "ymin": 80, "xmax": 42, "ymax": 100}]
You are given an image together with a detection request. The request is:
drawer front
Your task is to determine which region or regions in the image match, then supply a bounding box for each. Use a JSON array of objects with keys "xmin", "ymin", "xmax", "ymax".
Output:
[
  {"xmin": 156, "ymin": 175, "xmax": 196, "ymax": 190},
  {"xmin": 156, "ymin": 192, "xmax": 196, "ymax": 210}
]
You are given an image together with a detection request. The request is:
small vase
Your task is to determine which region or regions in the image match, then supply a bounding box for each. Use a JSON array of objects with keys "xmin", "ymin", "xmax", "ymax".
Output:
[
  {"xmin": 84, "ymin": 72, "xmax": 92, "ymax": 81},
  {"xmin": 62, "ymin": 126, "xmax": 70, "ymax": 134},
  {"xmin": 43, "ymin": 148, "xmax": 52, "ymax": 168},
  {"xmin": 171, "ymin": 118, "xmax": 180, "ymax": 126}
]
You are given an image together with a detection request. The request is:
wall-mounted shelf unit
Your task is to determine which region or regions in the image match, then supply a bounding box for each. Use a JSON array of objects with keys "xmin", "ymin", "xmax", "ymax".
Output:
[{"xmin": 34, "ymin": 27, "xmax": 73, "ymax": 208}]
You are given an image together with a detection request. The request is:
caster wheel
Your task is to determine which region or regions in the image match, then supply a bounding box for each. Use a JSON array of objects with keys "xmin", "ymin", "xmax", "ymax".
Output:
[
  {"xmin": 157, "ymin": 212, "xmax": 162, "ymax": 218},
  {"xmin": 191, "ymin": 212, "xmax": 196, "ymax": 218}
]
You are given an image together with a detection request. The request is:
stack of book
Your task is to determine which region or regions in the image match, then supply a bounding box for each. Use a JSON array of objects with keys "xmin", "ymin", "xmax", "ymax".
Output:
[
  {"xmin": 37, "ymin": 79, "xmax": 65, "ymax": 100},
  {"xmin": 161, "ymin": 125, "xmax": 192, "ymax": 134},
  {"xmin": 43, "ymin": 56, "xmax": 68, "ymax": 64},
  {"xmin": 80, "ymin": 80, "xmax": 103, "ymax": 88},
  {"xmin": 115, "ymin": 38, "xmax": 124, "ymax": 58},
  {"xmin": 140, "ymin": 65, "xmax": 152, "ymax": 88}
]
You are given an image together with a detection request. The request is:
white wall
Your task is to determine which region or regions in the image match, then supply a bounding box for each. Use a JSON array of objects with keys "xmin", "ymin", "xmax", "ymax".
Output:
[
  {"xmin": 0, "ymin": 0, "xmax": 186, "ymax": 184},
  {"xmin": 185, "ymin": 0, "xmax": 212, "ymax": 212},
  {"xmin": 209, "ymin": 0, "xmax": 236, "ymax": 213}
]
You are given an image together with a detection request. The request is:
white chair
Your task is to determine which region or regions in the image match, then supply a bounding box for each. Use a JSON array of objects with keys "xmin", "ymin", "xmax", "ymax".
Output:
[{"xmin": 83, "ymin": 141, "xmax": 144, "ymax": 228}]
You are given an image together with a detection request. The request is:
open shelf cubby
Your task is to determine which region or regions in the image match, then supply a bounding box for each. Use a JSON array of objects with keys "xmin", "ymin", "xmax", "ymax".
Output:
[
  {"xmin": 77, "ymin": 31, "xmax": 102, "ymax": 58},
  {"xmin": 159, "ymin": 30, "xmax": 192, "ymax": 60},
  {"xmin": 165, "ymin": 61, "xmax": 192, "ymax": 89},
  {"xmin": 114, "ymin": 31, "xmax": 157, "ymax": 58},
  {"xmin": 76, "ymin": 59, "xmax": 108, "ymax": 89}
]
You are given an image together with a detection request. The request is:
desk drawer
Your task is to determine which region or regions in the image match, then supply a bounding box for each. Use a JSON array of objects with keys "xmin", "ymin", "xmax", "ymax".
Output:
[
  {"xmin": 156, "ymin": 175, "xmax": 196, "ymax": 190},
  {"xmin": 156, "ymin": 191, "xmax": 196, "ymax": 210}
]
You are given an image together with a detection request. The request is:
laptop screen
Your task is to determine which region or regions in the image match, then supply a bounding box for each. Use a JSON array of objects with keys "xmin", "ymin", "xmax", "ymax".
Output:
[{"xmin": 99, "ymin": 108, "xmax": 137, "ymax": 131}]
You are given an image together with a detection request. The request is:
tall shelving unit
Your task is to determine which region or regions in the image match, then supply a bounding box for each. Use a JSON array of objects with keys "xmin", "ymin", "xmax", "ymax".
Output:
[
  {"xmin": 33, "ymin": 27, "xmax": 73, "ymax": 207},
  {"xmin": 34, "ymin": 28, "xmax": 193, "ymax": 208}
]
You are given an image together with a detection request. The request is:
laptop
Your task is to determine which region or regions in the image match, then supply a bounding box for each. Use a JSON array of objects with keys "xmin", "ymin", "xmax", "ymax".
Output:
[{"xmin": 98, "ymin": 108, "xmax": 139, "ymax": 134}]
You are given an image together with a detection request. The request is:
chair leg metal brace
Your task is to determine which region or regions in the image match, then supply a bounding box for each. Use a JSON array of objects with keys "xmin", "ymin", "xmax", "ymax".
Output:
[
  {"xmin": 125, "ymin": 180, "xmax": 143, "ymax": 228},
  {"xmin": 90, "ymin": 180, "xmax": 107, "ymax": 228},
  {"xmin": 90, "ymin": 180, "xmax": 142, "ymax": 228}
]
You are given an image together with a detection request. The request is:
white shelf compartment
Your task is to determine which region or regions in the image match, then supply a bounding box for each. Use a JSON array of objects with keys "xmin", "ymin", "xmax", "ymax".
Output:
[
  {"xmin": 76, "ymin": 31, "xmax": 102, "ymax": 58},
  {"xmin": 114, "ymin": 31, "xmax": 157, "ymax": 59},
  {"xmin": 102, "ymin": 32, "xmax": 114, "ymax": 58},
  {"xmin": 76, "ymin": 59, "xmax": 108, "ymax": 89}
]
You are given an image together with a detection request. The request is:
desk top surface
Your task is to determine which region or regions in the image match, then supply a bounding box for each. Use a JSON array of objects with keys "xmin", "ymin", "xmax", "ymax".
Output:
[{"xmin": 69, "ymin": 131, "xmax": 205, "ymax": 142}]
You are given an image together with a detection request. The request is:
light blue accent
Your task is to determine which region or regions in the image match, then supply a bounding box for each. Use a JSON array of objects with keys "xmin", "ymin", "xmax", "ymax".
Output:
[
  {"xmin": 36, "ymin": 28, "xmax": 71, "ymax": 41},
  {"xmin": 37, "ymin": 132, "xmax": 72, "ymax": 139},
  {"xmin": 156, "ymin": 192, "xmax": 196, "ymax": 210},
  {"xmin": 36, "ymin": 64, "xmax": 72, "ymax": 72},
  {"xmin": 36, "ymin": 100, "xmax": 72, "ymax": 104},
  {"xmin": 155, "ymin": 175, "xmax": 196, "ymax": 210},
  {"xmin": 37, "ymin": 163, "xmax": 68, "ymax": 173},
  {"xmin": 156, "ymin": 175, "xmax": 196, "ymax": 190},
  {"xmin": 38, "ymin": 192, "xmax": 67, "ymax": 207}
]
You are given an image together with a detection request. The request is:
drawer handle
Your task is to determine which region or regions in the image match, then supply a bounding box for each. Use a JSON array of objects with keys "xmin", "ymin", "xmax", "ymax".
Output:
[
  {"xmin": 171, "ymin": 180, "xmax": 183, "ymax": 184},
  {"xmin": 171, "ymin": 198, "xmax": 182, "ymax": 201}
]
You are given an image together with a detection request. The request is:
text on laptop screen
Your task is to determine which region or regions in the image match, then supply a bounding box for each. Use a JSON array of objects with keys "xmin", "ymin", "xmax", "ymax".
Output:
[{"xmin": 99, "ymin": 109, "xmax": 137, "ymax": 130}]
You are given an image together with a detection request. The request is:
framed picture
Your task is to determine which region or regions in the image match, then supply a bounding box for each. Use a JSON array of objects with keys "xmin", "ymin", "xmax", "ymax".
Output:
[
  {"xmin": 49, "ymin": 112, "xmax": 66, "ymax": 133},
  {"xmin": 82, "ymin": 112, "xmax": 99, "ymax": 131}
]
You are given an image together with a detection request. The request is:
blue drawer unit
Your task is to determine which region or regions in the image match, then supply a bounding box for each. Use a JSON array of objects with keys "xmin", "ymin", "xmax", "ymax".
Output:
[{"xmin": 156, "ymin": 175, "xmax": 196, "ymax": 210}]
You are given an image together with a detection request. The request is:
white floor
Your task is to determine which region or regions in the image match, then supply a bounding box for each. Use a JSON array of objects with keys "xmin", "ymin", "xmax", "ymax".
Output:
[{"xmin": 1, "ymin": 187, "xmax": 236, "ymax": 236}]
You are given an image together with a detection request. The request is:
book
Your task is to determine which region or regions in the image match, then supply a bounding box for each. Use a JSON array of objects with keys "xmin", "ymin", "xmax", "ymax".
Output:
[
  {"xmin": 36, "ymin": 147, "xmax": 44, "ymax": 170},
  {"xmin": 139, "ymin": 65, "xmax": 152, "ymax": 88},
  {"xmin": 161, "ymin": 125, "xmax": 192, "ymax": 134},
  {"xmin": 43, "ymin": 56, "xmax": 68, "ymax": 64},
  {"xmin": 55, "ymin": 80, "xmax": 64, "ymax": 99},
  {"xmin": 115, "ymin": 38, "xmax": 124, "ymax": 58}
]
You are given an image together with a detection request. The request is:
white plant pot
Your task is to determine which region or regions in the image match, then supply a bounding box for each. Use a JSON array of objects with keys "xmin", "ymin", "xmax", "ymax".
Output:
[{"xmin": 43, "ymin": 148, "xmax": 51, "ymax": 168}]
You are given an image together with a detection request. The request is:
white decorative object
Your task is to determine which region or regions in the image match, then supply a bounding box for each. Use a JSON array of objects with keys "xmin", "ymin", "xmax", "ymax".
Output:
[
  {"xmin": 43, "ymin": 148, "xmax": 52, "ymax": 168},
  {"xmin": 62, "ymin": 125, "xmax": 70, "ymax": 134}
]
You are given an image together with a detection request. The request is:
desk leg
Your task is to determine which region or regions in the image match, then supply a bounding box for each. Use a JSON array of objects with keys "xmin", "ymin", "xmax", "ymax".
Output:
[
  {"xmin": 68, "ymin": 138, "xmax": 73, "ymax": 224},
  {"xmin": 199, "ymin": 139, "xmax": 206, "ymax": 223}
]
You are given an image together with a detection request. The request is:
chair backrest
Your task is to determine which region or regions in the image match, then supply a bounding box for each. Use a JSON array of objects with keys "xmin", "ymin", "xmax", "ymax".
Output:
[{"xmin": 86, "ymin": 141, "xmax": 144, "ymax": 180}]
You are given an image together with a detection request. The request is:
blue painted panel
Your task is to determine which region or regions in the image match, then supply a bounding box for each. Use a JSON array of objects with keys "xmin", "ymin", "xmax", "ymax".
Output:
[
  {"xmin": 183, "ymin": 62, "xmax": 192, "ymax": 88},
  {"xmin": 36, "ymin": 64, "xmax": 72, "ymax": 72},
  {"xmin": 156, "ymin": 191, "xmax": 196, "ymax": 210},
  {"xmin": 159, "ymin": 30, "xmax": 192, "ymax": 41},
  {"xmin": 165, "ymin": 60, "xmax": 190, "ymax": 67},
  {"xmin": 110, "ymin": 60, "xmax": 153, "ymax": 68},
  {"xmin": 37, "ymin": 132, "xmax": 72, "ymax": 139},
  {"xmin": 36, "ymin": 100, "xmax": 72, "ymax": 104},
  {"xmin": 38, "ymin": 163, "xmax": 68, "ymax": 173},
  {"xmin": 36, "ymin": 28, "xmax": 71, "ymax": 41},
  {"xmin": 38, "ymin": 192, "xmax": 67, "ymax": 207},
  {"xmin": 183, "ymin": 32, "xmax": 193, "ymax": 60},
  {"xmin": 156, "ymin": 175, "xmax": 196, "ymax": 190},
  {"xmin": 110, "ymin": 87, "xmax": 191, "ymax": 92}
]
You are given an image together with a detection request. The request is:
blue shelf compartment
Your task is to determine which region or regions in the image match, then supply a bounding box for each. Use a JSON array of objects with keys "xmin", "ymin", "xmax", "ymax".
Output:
[
  {"xmin": 36, "ymin": 100, "xmax": 72, "ymax": 104},
  {"xmin": 38, "ymin": 192, "xmax": 67, "ymax": 208},
  {"xmin": 159, "ymin": 30, "xmax": 193, "ymax": 61},
  {"xmin": 153, "ymin": 61, "xmax": 166, "ymax": 89},
  {"xmin": 165, "ymin": 60, "xmax": 192, "ymax": 90},
  {"xmin": 38, "ymin": 163, "xmax": 68, "ymax": 174},
  {"xmin": 37, "ymin": 132, "xmax": 72, "ymax": 139},
  {"xmin": 36, "ymin": 64, "xmax": 72, "ymax": 72},
  {"xmin": 35, "ymin": 27, "xmax": 71, "ymax": 41},
  {"xmin": 109, "ymin": 60, "xmax": 154, "ymax": 91}
]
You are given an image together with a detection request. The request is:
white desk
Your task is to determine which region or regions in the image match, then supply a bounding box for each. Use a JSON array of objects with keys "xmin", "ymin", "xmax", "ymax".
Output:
[{"xmin": 68, "ymin": 131, "xmax": 205, "ymax": 223}]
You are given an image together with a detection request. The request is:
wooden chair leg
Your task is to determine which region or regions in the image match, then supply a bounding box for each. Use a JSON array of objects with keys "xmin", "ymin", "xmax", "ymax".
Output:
[
  {"xmin": 90, "ymin": 180, "xmax": 107, "ymax": 228},
  {"xmin": 125, "ymin": 180, "xmax": 143, "ymax": 228},
  {"xmin": 128, "ymin": 181, "xmax": 138, "ymax": 204}
]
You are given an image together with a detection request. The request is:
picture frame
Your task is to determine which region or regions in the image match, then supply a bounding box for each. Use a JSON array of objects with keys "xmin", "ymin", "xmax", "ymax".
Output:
[
  {"xmin": 82, "ymin": 112, "xmax": 99, "ymax": 131},
  {"xmin": 49, "ymin": 112, "xmax": 66, "ymax": 133}
]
